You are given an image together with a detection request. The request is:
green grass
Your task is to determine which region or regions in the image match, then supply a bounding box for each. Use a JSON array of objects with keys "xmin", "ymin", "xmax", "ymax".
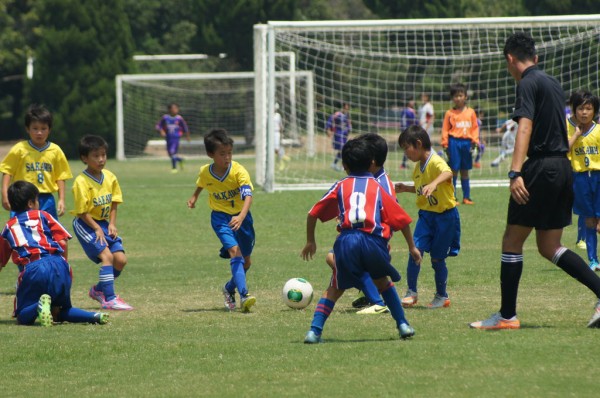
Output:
[{"xmin": 0, "ymin": 159, "xmax": 598, "ymax": 397}]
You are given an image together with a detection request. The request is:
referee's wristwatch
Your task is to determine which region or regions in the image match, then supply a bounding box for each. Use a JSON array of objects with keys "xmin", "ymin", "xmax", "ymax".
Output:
[{"xmin": 508, "ymin": 170, "xmax": 522, "ymax": 179}]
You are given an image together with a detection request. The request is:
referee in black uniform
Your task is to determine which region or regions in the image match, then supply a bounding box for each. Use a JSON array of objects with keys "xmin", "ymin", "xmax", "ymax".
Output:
[{"xmin": 471, "ymin": 32, "xmax": 600, "ymax": 329}]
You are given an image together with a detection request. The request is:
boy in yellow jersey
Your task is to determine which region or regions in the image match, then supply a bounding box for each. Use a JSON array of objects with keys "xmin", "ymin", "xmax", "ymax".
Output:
[
  {"xmin": 71, "ymin": 135, "xmax": 132, "ymax": 311},
  {"xmin": 187, "ymin": 129, "xmax": 256, "ymax": 312},
  {"xmin": 567, "ymin": 90, "xmax": 600, "ymax": 271},
  {"xmin": 396, "ymin": 125, "xmax": 461, "ymax": 308},
  {"xmin": 1, "ymin": 104, "xmax": 72, "ymax": 219},
  {"xmin": 441, "ymin": 83, "xmax": 479, "ymax": 205}
]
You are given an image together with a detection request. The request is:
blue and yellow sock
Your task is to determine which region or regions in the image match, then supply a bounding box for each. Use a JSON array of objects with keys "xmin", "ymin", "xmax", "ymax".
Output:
[
  {"xmin": 230, "ymin": 257, "xmax": 248, "ymax": 297},
  {"xmin": 432, "ymin": 259, "xmax": 448, "ymax": 297},
  {"xmin": 380, "ymin": 282, "xmax": 408, "ymax": 327},
  {"xmin": 360, "ymin": 272, "xmax": 384, "ymax": 306},
  {"xmin": 310, "ymin": 298, "xmax": 335, "ymax": 335},
  {"xmin": 98, "ymin": 265, "xmax": 116, "ymax": 301}
]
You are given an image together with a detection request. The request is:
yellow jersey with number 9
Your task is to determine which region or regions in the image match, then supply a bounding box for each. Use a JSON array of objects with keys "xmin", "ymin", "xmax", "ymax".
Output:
[
  {"xmin": 567, "ymin": 118, "xmax": 600, "ymax": 172},
  {"xmin": 71, "ymin": 169, "xmax": 123, "ymax": 221},
  {"xmin": 196, "ymin": 161, "xmax": 253, "ymax": 214},
  {"xmin": 0, "ymin": 141, "xmax": 72, "ymax": 193}
]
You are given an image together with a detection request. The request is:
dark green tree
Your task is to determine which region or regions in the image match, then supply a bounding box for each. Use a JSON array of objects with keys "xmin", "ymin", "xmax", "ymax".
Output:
[
  {"xmin": 25, "ymin": 0, "xmax": 134, "ymax": 156},
  {"xmin": 524, "ymin": 0, "xmax": 600, "ymax": 15}
]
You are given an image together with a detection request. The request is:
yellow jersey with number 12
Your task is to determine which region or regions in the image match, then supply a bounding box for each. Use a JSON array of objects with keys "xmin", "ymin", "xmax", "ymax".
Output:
[
  {"xmin": 196, "ymin": 161, "xmax": 253, "ymax": 214},
  {"xmin": 567, "ymin": 118, "xmax": 600, "ymax": 172},
  {"xmin": 0, "ymin": 140, "xmax": 72, "ymax": 193},
  {"xmin": 412, "ymin": 152, "xmax": 457, "ymax": 213},
  {"xmin": 71, "ymin": 169, "xmax": 123, "ymax": 221}
]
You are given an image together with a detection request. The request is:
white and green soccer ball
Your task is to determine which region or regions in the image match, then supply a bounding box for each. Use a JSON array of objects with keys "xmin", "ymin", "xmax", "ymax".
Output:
[{"xmin": 282, "ymin": 278, "xmax": 313, "ymax": 309}]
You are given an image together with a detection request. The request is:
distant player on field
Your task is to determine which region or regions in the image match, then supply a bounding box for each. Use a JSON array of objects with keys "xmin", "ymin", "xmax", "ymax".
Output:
[
  {"xmin": 301, "ymin": 137, "xmax": 421, "ymax": 343},
  {"xmin": 441, "ymin": 83, "xmax": 479, "ymax": 205},
  {"xmin": 71, "ymin": 135, "xmax": 133, "ymax": 311},
  {"xmin": 326, "ymin": 101, "xmax": 352, "ymax": 172},
  {"xmin": 470, "ymin": 32, "xmax": 600, "ymax": 330},
  {"xmin": 399, "ymin": 98, "xmax": 419, "ymax": 169},
  {"xmin": 156, "ymin": 103, "xmax": 190, "ymax": 173},
  {"xmin": 491, "ymin": 118, "xmax": 518, "ymax": 167},
  {"xmin": 274, "ymin": 103, "xmax": 290, "ymax": 171},
  {"xmin": 566, "ymin": 90, "xmax": 600, "ymax": 271},
  {"xmin": 187, "ymin": 129, "xmax": 256, "ymax": 313},
  {"xmin": 0, "ymin": 181, "xmax": 109, "ymax": 326},
  {"xmin": 396, "ymin": 125, "xmax": 460, "ymax": 309},
  {"xmin": 0, "ymin": 104, "xmax": 72, "ymax": 219}
]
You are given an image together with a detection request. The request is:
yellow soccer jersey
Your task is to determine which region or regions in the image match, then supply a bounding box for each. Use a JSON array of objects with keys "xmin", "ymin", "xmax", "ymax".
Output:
[
  {"xmin": 0, "ymin": 141, "xmax": 72, "ymax": 193},
  {"xmin": 412, "ymin": 152, "xmax": 457, "ymax": 213},
  {"xmin": 196, "ymin": 161, "xmax": 253, "ymax": 214},
  {"xmin": 71, "ymin": 169, "xmax": 123, "ymax": 221},
  {"xmin": 568, "ymin": 118, "xmax": 600, "ymax": 172}
]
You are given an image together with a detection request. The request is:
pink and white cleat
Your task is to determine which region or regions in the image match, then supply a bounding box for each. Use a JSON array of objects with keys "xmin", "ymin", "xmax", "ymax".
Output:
[
  {"xmin": 102, "ymin": 295, "xmax": 134, "ymax": 311},
  {"xmin": 88, "ymin": 285, "xmax": 105, "ymax": 304}
]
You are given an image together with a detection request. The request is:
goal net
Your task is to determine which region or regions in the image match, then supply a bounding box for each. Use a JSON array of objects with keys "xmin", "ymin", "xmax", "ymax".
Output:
[
  {"xmin": 116, "ymin": 71, "xmax": 313, "ymax": 176},
  {"xmin": 255, "ymin": 15, "xmax": 600, "ymax": 192}
]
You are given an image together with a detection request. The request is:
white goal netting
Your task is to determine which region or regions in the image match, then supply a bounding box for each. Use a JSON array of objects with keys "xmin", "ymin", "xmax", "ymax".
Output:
[{"xmin": 255, "ymin": 15, "xmax": 600, "ymax": 192}]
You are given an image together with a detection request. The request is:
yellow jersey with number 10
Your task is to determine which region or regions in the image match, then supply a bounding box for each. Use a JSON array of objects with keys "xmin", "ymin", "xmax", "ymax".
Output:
[
  {"xmin": 71, "ymin": 169, "xmax": 123, "ymax": 221},
  {"xmin": 412, "ymin": 152, "xmax": 457, "ymax": 213},
  {"xmin": 196, "ymin": 161, "xmax": 253, "ymax": 214}
]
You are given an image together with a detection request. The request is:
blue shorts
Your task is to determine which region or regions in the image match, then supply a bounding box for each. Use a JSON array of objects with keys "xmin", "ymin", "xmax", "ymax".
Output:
[
  {"xmin": 10, "ymin": 193, "xmax": 56, "ymax": 219},
  {"xmin": 332, "ymin": 132, "xmax": 348, "ymax": 151},
  {"xmin": 414, "ymin": 208, "xmax": 461, "ymax": 259},
  {"xmin": 573, "ymin": 171, "xmax": 600, "ymax": 218},
  {"xmin": 447, "ymin": 136, "xmax": 473, "ymax": 171},
  {"xmin": 72, "ymin": 218, "xmax": 125, "ymax": 264},
  {"xmin": 332, "ymin": 230, "xmax": 400, "ymax": 290},
  {"xmin": 166, "ymin": 135, "xmax": 181, "ymax": 156},
  {"xmin": 211, "ymin": 211, "xmax": 255, "ymax": 258},
  {"xmin": 15, "ymin": 256, "xmax": 72, "ymax": 319}
]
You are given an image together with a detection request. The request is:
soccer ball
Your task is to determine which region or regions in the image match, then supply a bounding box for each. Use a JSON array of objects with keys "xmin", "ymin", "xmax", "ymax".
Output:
[{"xmin": 282, "ymin": 278, "xmax": 313, "ymax": 309}]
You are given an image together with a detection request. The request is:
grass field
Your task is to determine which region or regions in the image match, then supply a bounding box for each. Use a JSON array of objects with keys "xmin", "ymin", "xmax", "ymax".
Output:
[{"xmin": 0, "ymin": 158, "xmax": 598, "ymax": 397}]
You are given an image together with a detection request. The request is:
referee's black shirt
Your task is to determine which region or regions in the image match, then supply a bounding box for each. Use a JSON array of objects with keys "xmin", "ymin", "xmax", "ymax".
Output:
[{"xmin": 512, "ymin": 65, "xmax": 568, "ymax": 158}]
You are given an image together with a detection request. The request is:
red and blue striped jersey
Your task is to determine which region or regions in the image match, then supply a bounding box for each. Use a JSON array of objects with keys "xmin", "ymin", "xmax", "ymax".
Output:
[
  {"xmin": 308, "ymin": 172, "xmax": 412, "ymax": 240},
  {"xmin": 373, "ymin": 167, "xmax": 394, "ymax": 196},
  {"xmin": 0, "ymin": 210, "xmax": 71, "ymax": 267}
]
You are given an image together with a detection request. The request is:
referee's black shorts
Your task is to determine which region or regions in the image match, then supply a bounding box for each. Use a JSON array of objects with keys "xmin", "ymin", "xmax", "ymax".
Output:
[{"xmin": 507, "ymin": 156, "xmax": 573, "ymax": 230}]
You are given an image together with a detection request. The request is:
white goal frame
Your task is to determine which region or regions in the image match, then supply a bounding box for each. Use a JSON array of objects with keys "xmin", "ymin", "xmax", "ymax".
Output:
[{"xmin": 255, "ymin": 14, "xmax": 600, "ymax": 192}]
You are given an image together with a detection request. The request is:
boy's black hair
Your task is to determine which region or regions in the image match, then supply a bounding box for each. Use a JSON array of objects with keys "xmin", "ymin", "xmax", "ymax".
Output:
[
  {"xmin": 7, "ymin": 181, "xmax": 39, "ymax": 212},
  {"xmin": 503, "ymin": 31, "xmax": 536, "ymax": 62},
  {"xmin": 358, "ymin": 133, "xmax": 388, "ymax": 167},
  {"xmin": 204, "ymin": 128, "xmax": 234, "ymax": 154},
  {"xmin": 570, "ymin": 90, "xmax": 600, "ymax": 117},
  {"xmin": 168, "ymin": 103, "xmax": 179, "ymax": 111},
  {"xmin": 342, "ymin": 138, "xmax": 372, "ymax": 173},
  {"xmin": 24, "ymin": 104, "xmax": 53, "ymax": 129},
  {"xmin": 79, "ymin": 135, "xmax": 108, "ymax": 158},
  {"xmin": 398, "ymin": 125, "xmax": 432, "ymax": 151},
  {"xmin": 450, "ymin": 83, "xmax": 467, "ymax": 97}
]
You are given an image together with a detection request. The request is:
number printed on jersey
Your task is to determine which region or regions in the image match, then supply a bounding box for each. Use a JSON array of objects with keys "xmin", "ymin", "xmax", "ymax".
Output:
[{"xmin": 348, "ymin": 192, "xmax": 367, "ymax": 225}]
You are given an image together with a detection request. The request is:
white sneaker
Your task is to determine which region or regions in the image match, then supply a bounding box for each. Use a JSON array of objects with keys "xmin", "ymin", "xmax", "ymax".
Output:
[
  {"xmin": 428, "ymin": 294, "xmax": 450, "ymax": 309},
  {"xmin": 222, "ymin": 285, "xmax": 236, "ymax": 311},
  {"xmin": 588, "ymin": 300, "xmax": 600, "ymax": 328},
  {"xmin": 356, "ymin": 304, "xmax": 389, "ymax": 315},
  {"xmin": 401, "ymin": 289, "xmax": 418, "ymax": 307}
]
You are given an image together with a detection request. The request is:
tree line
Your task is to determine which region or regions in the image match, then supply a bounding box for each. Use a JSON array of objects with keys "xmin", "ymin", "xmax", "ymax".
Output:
[{"xmin": 0, "ymin": 0, "xmax": 597, "ymax": 157}]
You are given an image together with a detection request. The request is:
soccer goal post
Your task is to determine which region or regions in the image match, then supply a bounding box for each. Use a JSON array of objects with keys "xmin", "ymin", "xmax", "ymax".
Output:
[
  {"xmin": 115, "ymin": 70, "xmax": 314, "ymax": 184},
  {"xmin": 255, "ymin": 15, "xmax": 600, "ymax": 192}
]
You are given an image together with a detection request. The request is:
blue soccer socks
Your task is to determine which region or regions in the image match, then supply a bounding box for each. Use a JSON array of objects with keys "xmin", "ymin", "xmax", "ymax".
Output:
[
  {"xmin": 380, "ymin": 282, "xmax": 408, "ymax": 327},
  {"xmin": 406, "ymin": 255, "xmax": 421, "ymax": 293},
  {"xmin": 432, "ymin": 259, "xmax": 448, "ymax": 298},
  {"xmin": 230, "ymin": 257, "xmax": 248, "ymax": 297},
  {"xmin": 98, "ymin": 265, "xmax": 116, "ymax": 302},
  {"xmin": 585, "ymin": 227, "xmax": 598, "ymax": 262},
  {"xmin": 461, "ymin": 178, "xmax": 471, "ymax": 200},
  {"xmin": 58, "ymin": 307, "xmax": 100, "ymax": 323},
  {"xmin": 360, "ymin": 272, "xmax": 385, "ymax": 306},
  {"xmin": 310, "ymin": 298, "xmax": 335, "ymax": 335}
]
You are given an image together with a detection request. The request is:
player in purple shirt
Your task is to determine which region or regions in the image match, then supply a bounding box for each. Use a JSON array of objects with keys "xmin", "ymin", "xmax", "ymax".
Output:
[
  {"xmin": 326, "ymin": 101, "xmax": 352, "ymax": 171},
  {"xmin": 156, "ymin": 103, "xmax": 190, "ymax": 173}
]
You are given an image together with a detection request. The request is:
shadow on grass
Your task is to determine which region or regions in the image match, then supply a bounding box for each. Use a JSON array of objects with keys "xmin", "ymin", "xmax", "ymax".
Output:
[
  {"xmin": 296, "ymin": 337, "xmax": 403, "ymax": 344},
  {"xmin": 181, "ymin": 307, "xmax": 233, "ymax": 313},
  {"xmin": 0, "ymin": 290, "xmax": 15, "ymax": 296}
]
